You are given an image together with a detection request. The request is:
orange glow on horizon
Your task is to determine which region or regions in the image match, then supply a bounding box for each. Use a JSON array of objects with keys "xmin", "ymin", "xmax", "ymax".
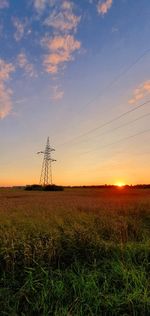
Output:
[{"xmin": 115, "ymin": 181, "xmax": 126, "ymax": 187}]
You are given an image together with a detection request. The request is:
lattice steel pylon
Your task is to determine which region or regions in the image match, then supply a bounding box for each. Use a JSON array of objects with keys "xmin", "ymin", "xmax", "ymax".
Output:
[{"xmin": 37, "ymin": 137, "xmax": 56, "ymax": 186}]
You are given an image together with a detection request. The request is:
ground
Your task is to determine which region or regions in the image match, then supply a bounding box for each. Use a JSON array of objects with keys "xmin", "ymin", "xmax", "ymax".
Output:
[{"xmin": 0, "ymin": 188, "xmax": 150, "ymax": 315}]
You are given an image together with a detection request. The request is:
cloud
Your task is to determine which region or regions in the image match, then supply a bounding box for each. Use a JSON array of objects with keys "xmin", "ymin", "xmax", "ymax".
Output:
[
  {"xmin": 33, "ymin": 0, "xmax": 82, "ymax": 84},
  {"xmin": 0, "ymin": 83, "xmax": 13, "ymax": 118},
  {"xmin": 44, "ymin": 1, "xmax": 80, "ymax": 33},
  {"xmin": 17, "ymin": 53, "xmax": 36, "ymax": 77},
  {"xmin": 97, "ymin": 0, "xmax": 113, "ymax": 15},
  {"xmin": 62, "ymin": 1, "xmax": 72, "ymax": 10},
  {"xmin": 51, "ymin": 85, "xmax": 64, "ymax": 100},
  {"xmin": 43, "ymin": 34, "xmax": 81, "ymax": 74},
  {"xmin": 0, "ymin": 59, "xmax": 15, "ymax": 119},
  {"xmin": 39, "ymin": 1, "xmax": 82, "ymax": 96},
  {"xmin": 33, "ymin": 0, "xmax": 47, "ymax": 13},
  {"xmin": 112, "ymin": 26, "xmax": 119, "ymax": 33},
  {"xmin": 129, "ymin": 81, "xmax": 150, "ymax": 105},
  {"xmin": 0, "ymin": 59, "xmax": 14, "ymax": 81},
  {"xmin": 0, "ymin": 0, "xmax": 9, "ymax": 9},
  {"xmin": 12, "ymin": 17, "xmax": 26, "ymax": 41}
]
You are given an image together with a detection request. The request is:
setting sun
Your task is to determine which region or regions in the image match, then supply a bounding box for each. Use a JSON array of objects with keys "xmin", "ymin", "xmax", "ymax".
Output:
[{"xmin": 115, "ymin": 182, "xmax": 126, "ymax": 187}]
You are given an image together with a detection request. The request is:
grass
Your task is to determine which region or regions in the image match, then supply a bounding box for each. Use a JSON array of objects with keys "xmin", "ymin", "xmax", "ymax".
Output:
[{"xmin": 0, "ymin": 187, "xmax": 150, "ymax": 315}]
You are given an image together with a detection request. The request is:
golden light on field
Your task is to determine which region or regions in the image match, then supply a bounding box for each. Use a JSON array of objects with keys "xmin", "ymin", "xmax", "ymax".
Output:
[{"xmin": 115, "ymin": 181, "xmax": 125, "ymax": 187}]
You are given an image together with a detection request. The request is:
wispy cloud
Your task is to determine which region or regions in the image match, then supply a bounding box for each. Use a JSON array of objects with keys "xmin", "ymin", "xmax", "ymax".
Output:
[
  {"xmin": 12, "ymin": 17, "xmax": 26, "ymax": 41},
  {"xmin": 17, "ymin": 53, "xmax": 36, "ymax": 77},
  {"xmin": 129, "ymin": 81, "xmax": 150, "ymax": 105},
  {"xmin": 112, "ymin": 26, "xmax": 119, "ymax": 33},
  {"xmin": 33, "ymin": 0, "xmax": 47, "ymax": 13},
  {"xmin": 43, "ymin": 35, "xmax": 81, "ymax": 74},
  {"xmin": 44, "ymin": 1, "xmax": 80, "ymax": 33},
  {"xmin": 51, "ymin": 85, "xmax": 64, "ymax": 101},
  {"xmin": 14, "ymin": 98, "xmax": 27, "ymax": 104},
  {"xmin": 0, "ymin": 59, "xmax": 15, "ymax": 119},
  {"xmin": 0, "ymin": 0, "xmax": 9, "ymax": 9},
  {"xmin": 97, "ymin": 0, "xmax": 113, "ymax": 15}
]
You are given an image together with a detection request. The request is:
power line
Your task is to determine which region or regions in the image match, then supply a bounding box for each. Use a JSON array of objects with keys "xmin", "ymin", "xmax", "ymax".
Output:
[
  {"xmin": 81, "ymin": 128, "xmax": 150, "ymax": 156},
  {"xmin": 76, "ymin": 48, "xmax": 150, "ymax": 115},
  {"xmin": 58, "ymin": 99, "xmax": 150, "ymax": 147},
  {"xmin": 77, "ymin": 112, "xmax": 150, "ymax": 145},
  {"xmin": 62, "ymin": 112, "xmax": 150, "ymax": 147},
  {"xmin": 86, "ymin": 150, "xmax": 150, "ymax": 172},
  {"xmin": 52, "ymin": 47, "xmax": 150, "ymax": 140}
]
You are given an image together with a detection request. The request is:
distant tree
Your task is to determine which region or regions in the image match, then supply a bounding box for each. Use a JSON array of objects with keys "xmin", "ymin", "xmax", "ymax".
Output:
[{"xmin": 25, "ymin": 184, "xmax": 64, "ymax": 191}]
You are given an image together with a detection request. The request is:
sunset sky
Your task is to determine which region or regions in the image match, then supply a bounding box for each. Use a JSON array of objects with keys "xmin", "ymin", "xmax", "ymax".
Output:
[{"xmin": 0, "ymin": 0, "xmax": 150, "ymax": 186}]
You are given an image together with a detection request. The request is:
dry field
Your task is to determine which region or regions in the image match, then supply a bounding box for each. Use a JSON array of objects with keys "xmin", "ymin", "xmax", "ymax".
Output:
[{"xmin": 0, "ymin": 187, "xmax": 150, "ymax": 315}]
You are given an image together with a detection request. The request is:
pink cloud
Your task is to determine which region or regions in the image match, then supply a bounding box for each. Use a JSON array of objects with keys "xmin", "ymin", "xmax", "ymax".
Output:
[
  {"xmin": 97, "ymin": 0, "xmax": 113, "ymax": 15},
  {"xmin": 62, "ymin": 1, "xmax": 72, "ymax": 10},
  {"xmin": 0, "ymin": 0, "xmax": 9, "ymax": 9},
  {"xmin": 129, "ymin": 80, "xmax": 150, "ymax": 105},
  {"xmin": 0, "ymin": 59, "xmax": 15, "ymax": 119},
  {"xmin": 17, "ymin": 53, "xmax": 36, "ymax": 77},
  {"xmin": 0, "ymin": 59, "xmax": 14, "ymax": 81},
  {"xmin": 46, "ymin": 35, "xmax": 81, "ymax": 52},
  {"xmin": 0, "ymin": 82, "xmax": 12, "ymax": 118},
  {"xmin": 40, "ymin": 0, "xmax": 82, "ymax": 86},
  {"xmin": 45, "ymin": 11, "xmax": 80, "ymax": 32},
  {"xmin": 44, "ymin": 1, "xmax": 80, "ymax": 33},
  {"xmin": 43, "ymin": 35, "xmax": 81, "ymax": 74},
  {"xmin": 33, "ymin": 0, "xmax": 47, "ymax": 12}
]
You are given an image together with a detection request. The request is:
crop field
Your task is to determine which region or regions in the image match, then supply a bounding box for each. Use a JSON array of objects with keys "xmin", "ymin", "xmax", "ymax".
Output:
[{"xmin": 0, "ymin": 188, "xmax": 150, "ymax": 315}]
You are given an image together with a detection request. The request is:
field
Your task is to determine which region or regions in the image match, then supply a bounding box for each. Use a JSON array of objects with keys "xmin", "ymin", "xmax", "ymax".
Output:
[{"xmin": 0, "ymin": 187, "xmax": 150, "ymax": 315}]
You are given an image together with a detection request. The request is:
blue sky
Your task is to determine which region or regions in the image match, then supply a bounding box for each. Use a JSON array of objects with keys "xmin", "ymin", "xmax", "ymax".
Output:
[{"xmin": 0, "ymin": 0, "xmax": 150, "ymax": 185}]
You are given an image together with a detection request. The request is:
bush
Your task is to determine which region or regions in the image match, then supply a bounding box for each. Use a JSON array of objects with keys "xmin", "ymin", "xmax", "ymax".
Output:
[
  {"xmin": 25, "ymin": 184, "xmax": 43, "ymax": 191},
  {"xmin": 25, "ymin": 184, "xmax": 64, "ymax": 191},
  {"xmin": 43, "ymin": 185, "xmax": 64, "ymax": 191}
]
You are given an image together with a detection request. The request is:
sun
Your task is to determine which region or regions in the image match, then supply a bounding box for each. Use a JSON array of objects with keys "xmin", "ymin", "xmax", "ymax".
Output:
[{"xmin": 115, "ymin": 181, "xmax": 125, "ymax": 187}]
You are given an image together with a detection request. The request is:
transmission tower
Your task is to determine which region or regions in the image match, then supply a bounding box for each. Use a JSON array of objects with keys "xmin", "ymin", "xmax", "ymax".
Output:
[{"xmin": 37, "ymin": 137, "xmax": 56, "ymax": 186}]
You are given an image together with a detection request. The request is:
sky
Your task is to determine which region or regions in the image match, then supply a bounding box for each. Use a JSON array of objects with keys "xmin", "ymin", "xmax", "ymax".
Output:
[{"xmin": 0, "ymin": 0, "xmax": 150, "ymax": 186}]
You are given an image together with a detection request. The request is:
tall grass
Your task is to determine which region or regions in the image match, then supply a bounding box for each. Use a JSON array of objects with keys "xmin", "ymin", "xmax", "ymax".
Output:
[{"xmin": 0, "ymin": 188, "xmax": 150, "ymax": 315}]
